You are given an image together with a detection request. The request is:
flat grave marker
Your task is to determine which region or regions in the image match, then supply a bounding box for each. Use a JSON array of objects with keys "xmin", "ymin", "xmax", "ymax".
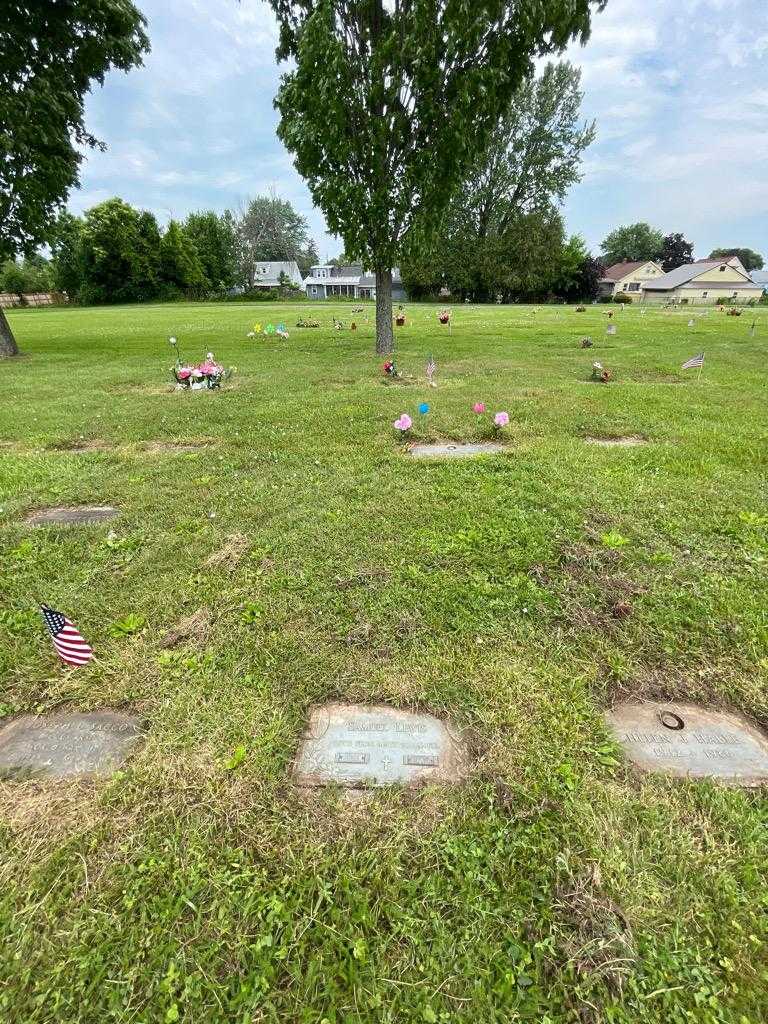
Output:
[
  {"xmin": 25, "ymin": 506, "xmax": 119, "ymax": 526},
  {"xmin": 585, "ymin": 435, "xmax": 648, "ymax": 447},
  {"xmin": 605, "ymin": 701, "xmax": 768, "ymax": 786},
  {"xmin": 409, "ymin": 442, "xmax": 504, "ymax": 459},
  {"xmin": 0, "ymin": 711, "xmax": 145, "ymax": 779},
  {"xmin": 294, "ymin": 703, "xmax": 468, "ymax": 789}
]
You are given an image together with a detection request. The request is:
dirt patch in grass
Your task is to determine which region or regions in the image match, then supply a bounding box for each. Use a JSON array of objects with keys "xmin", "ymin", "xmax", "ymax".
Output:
[
  {"xmin": 47, "ymin": 439, "xmax": 114, "ymax": 453},
  {"xmin": 334, "ymin": 567, "xmax": 391, "ymax": 590},
  {"xmin": 160, "ymin": 607, "xmax": 212, "ymax": 649},
  {"xmin": 204, "ymin": 533, "xmax": 250, "ymax": 569},
  {"xmin": 554, "ymin": 862, "xmax": 636, "ymax": 1005}
]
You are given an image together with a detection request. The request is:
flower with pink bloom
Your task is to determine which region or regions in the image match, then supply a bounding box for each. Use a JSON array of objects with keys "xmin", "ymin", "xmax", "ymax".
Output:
[
  {"xmin": 176, "ymin": 368, "xmax": 191, "ymax": 380},
  {"xmin": 494, "ymin": 411, "xmax": 510, "ymax": 427},
  {"xmin": 473, "ymin": 402, "xmax": 486, "ymax": 414},
  {"xmin": 393, "ymin": 413, "xmax": 413, "ymax": 432}
]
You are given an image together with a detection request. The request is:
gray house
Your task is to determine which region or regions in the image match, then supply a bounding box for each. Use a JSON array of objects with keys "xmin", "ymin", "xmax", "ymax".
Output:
[{"xmin": 304, "ymin": 264, "xmax": 406, "ymax": 301}]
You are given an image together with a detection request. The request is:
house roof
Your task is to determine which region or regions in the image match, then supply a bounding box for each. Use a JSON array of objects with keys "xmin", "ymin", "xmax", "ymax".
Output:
[
  {"xmin": 601, "ymin": 260, "xmax": 654, "ymax": 281},
  {"xmin": 643, "ymin": 261, "xmax": 753, "ymax": 291},
  {"xmin": 252, "ymin": 261, "xmax": 303, "ymax": 286}
]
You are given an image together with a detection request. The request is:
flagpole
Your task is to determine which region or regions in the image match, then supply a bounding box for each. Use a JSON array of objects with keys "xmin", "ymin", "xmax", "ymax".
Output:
[{"xmin": 697, "ymin": 353, "xmax": 704, "ymax": 382}]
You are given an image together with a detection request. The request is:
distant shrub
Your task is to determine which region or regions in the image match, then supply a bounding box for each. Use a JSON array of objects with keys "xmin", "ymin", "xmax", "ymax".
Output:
[{"xmin": 614, "ymin": 292, "xmax": 632, "ymax": 304}]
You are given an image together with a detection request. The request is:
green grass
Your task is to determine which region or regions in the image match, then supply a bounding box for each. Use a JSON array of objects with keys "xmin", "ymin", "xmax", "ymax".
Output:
[{"xmin": 1, "ymin": 299, "xmax": 767, "ymax": 1023}]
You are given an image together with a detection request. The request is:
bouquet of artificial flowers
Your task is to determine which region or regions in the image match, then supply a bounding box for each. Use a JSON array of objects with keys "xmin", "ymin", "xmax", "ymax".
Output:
[{"xmin": 170, "ymin": 338, "xmax": 233, "ymax": 390}]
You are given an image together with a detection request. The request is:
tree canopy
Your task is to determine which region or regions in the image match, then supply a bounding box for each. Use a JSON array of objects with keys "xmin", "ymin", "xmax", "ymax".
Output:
[
  {"xmin": 0, "ymin": 0, "xmax": 149, "ymax": 355},
  {"xmin": 183, "ymin": 211, "xmax": 239, "ymax": 290},
  {"xmin": 270, "ymin": 0, "xmax": 606, "ymax": 350},
  {"xmin": 661, "ymin": 232, "xmax": 694, "ymax": 272},
  {"xmin": 708, "ymin": 248, "xmax": 764, "ymax": 271},
  {"xmin": 234, "ymin": 194, "xmax": 317, "ymax": 286},
  {"xmin": 601, "ymin": 223, "xmax": 665, "ymax": 267}
]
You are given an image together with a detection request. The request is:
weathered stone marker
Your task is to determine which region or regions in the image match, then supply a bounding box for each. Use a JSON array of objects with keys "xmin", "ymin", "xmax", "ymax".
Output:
[
  {"xmin": 25, "ymin": 506, "xmax": 119, "ymax": 526},
  {"xmin": 294, "ymin": 703, "xmax": 468, "ymax": 788},
  {"xmin": 605, "ymin": 702, "xmax": 768, "ymax": 786},
  {"xmin": 409, "ymin": 442, "xmax": 504, "ymax": 459},
  {"xmin": 0, "ymin": 711, "xmax": 144, "ymax": 779}
]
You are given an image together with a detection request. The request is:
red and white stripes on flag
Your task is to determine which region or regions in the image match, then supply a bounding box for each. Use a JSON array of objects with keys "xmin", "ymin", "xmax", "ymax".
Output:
[
  {"xmin": 681, "ymin": 352, "xmax": 705, "ymax": 370},
  {"xmin": 40, "ymin": 605, "xmax": 94, "ymax": 666}
]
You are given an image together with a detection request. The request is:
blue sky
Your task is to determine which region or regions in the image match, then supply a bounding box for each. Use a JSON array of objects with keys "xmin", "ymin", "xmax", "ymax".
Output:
[{"xmin": 74, "ymin": 0, "xmax": 768, "ymax": 260}]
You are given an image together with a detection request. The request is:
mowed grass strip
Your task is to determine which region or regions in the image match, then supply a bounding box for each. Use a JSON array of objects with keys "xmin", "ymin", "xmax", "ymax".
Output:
[{"xmin": 0, "ymin": 301, "xmax": 767, "ymax": 1023}]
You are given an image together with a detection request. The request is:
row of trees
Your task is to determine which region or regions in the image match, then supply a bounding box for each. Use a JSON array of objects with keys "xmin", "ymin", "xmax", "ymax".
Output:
[
  {"xmin": 600, "ymin": 223, "xmax": 764, "ymax": 273},
  {"xmin": 1, "ymin": 194, "xmax": 320, "ymax": 306}
]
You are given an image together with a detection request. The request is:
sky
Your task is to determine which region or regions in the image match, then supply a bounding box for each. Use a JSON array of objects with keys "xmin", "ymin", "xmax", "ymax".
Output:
[{"xmin": 74, "ymin": 0, "xmax": 768, "ymax": 261}]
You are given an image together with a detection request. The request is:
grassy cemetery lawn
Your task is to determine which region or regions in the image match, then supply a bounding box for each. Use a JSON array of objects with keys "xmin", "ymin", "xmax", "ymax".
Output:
[{"xmin": 2, "ymin": 299, "xmax": 768, "ymax": 1023}]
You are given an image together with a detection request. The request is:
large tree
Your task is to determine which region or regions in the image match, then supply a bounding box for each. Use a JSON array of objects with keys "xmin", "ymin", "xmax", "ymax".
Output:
[
  {"xmin": 0, "ymin": 0, "xmax": 149, "ymax": 355},
  {"xmin": 159, "ymin": 221, "xmax": 208, "ymax": 296},
  {"xmin": 269, "ymin": 0, "xmax": 605, "ymax": 352},
  {"xmin": 234, "ymin": 193, "xmax": 315, "ymax": 287},
  {"xmin": 708, "ymin": 247, "xmax": 764, "ymax": 272},
  {"xmin": 453, "ymin": 62, "xmax": 595, "ymax": 240},
  {"xmin": 660, "ymin": 232, "xmax": 694, "ymax": 272},
  {"xmin": 601, "ymin": 223, "xmax": 664, "ymax": 267},
  {"xmin": 183, "ymin": 211, "xmax": 239, "ymax": 291},
  {"xmin": 77, "ymin": 198, "xmax": 162, "ymax": 304}
]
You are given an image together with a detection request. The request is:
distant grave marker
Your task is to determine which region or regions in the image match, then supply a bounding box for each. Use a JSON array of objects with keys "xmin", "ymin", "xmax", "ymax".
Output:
[
  {"xmin": 25, "ymin": 506, "xmax": 119, "ymax": 526},
  {"xmin": 409, "ymin": 442, "xmax": 504, "ymax": 459},
  {"xmin": 585, "ymin": 435, "xmax": 647, "ymax": 447},
  {"xmin": 0, "ymin": 711, "xmax": 144, "ymax": 779},
  {"xmin": 605, "ymin": 702, "xmax": 768, "ymax": 786},
  {"xmin": 294, "ymin": 703, "xmax": 468, "ymax": 789},
  {"xmin": 606, "ymin": 324, "xmax": 617, "ymax": 336}
]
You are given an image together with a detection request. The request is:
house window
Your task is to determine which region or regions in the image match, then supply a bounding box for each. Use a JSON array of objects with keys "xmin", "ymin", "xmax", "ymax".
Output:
[
  {"xmin": 720, "ymin": 265, "xmax": 726, "ymax": 272},
  {"xmin": 627, "ymin": 282, "xmax": 640, "ymax": 292},
  {"xmin": 622, "ymin": 283, "xmax": 628, "ymax": 290},
  {"xmin": 732, "ymin": 291, "xmax": 738, "ymax": 297},
  {"xmin": 702, "ymin": 291, "xmax": 708, "ymax": 298}
]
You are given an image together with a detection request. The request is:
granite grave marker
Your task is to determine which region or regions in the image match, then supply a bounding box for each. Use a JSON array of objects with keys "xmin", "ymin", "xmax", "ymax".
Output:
[
  {"xmin": 25, "ymin": 506, "xmax": 120, "ymax": 526},
  {"xmin": 0, "ymin": 711, "xmax": 144, "ymax": 779},
  {"xmin": 605, "ymin": 701, "xmax": 768, "ymax": 786},
  {"xmin": 409, "ymin": 442, "xmax": 504, "ymax": 459},
  {"xmin": 294, "ymin": 703, "xmax": 468, "ymax": 788}
]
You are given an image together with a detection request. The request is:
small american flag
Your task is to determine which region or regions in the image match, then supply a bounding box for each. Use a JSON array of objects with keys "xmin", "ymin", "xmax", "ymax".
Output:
[
  {"xmin": 681, "ymin": 353, "xmax": 704, "ymax": 370},
  {"xmin": 426, "ymin": 354, "xmax": 436, "ymax": 380},
  {"xmin": 40, "ymin": 605, "xmax": 94, "ymax": 666}
]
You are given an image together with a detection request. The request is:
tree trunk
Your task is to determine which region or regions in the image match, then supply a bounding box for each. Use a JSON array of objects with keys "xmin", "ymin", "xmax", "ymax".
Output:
[
  {"xmin": 0, "ymin": 306, "xmax": 19, "ymax": 357},
  {"xmin": 375, "ymin": 268, "xmax": 394, "ymax": 355}
]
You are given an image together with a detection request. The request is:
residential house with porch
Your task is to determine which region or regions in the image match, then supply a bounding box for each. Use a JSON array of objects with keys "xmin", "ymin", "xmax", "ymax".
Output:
[{"xmin": 304, "ymin": 264, "xmax": 406, "ymax": 301}]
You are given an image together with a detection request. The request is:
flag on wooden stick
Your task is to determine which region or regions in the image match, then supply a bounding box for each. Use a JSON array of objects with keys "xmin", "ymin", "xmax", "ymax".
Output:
[
  {"xmin": 681, "ymin": 353, "xmax": 704, "ymax": 370},
  {"xmin": 426, "ymin": 354, "xmax": 437, "ymax": 387},
  {"xmin": 40, "ymin": 605, "xmax": 94, "ymax": 666}
]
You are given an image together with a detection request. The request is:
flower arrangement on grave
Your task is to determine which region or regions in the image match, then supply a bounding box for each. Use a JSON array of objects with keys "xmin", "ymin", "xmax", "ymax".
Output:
[
  {"xmin": 296, "ymin": 317, "xmax": 320, "ymax": 328},
  {"xmin": 493, "ymin": 411, "xmax": 510, "ymax": 433},
  {"xmin": 591, "ymin": 361, "xmax": 612, "ymax": 383},
  {"xmin": 383, "ymin": 359, "xmax": 401, "ymax": 379},
  {"xmin": 580, "ymin": 336, "xmax": 593, "ymax": 348},
  {"xmin": 170, "ymin": 341, "xmax": 233, "ymax": 390},
  {"xmin": 395, "ymin": 306, "xmax": 406, "ymax": 327},
  {"xmin": 393, "ymin": 412, "xmax": 412, "ymax": 434},
  {"xmin": 276, "ymin": 323, "xmax": 289, "ymax": 339},
  {"xmin": 438, "ymin": 309, "xmax": 451, "ymax": 325},
  {"xmin": 727, "ymin": 307, "xmax": 742, "ymax": 317},
  {"xmin": 575, "ymin": 305, "xmax": 586, "ymax": 312},
  {"xmin": 246, "ymin": 323, "xmax": 263, "ymax": 337}
]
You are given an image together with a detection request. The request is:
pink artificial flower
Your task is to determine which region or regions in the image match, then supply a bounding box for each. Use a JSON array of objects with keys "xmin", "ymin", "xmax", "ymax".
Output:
[
  {"xmin": 198, "ymin": 363, "xmax": 217, "ymax": 376},
  {"xmin": 177, "ymin": 368, "xmax": 191, "ymax": 380},
  {"xmin": 494, "ymin": 411, "xmax": 510, "ymax": 427},
  {"xmin": 393, "ymin": 414, "xmax": 412, "ymax": 431},
  {"xmin": 473, "ymin": 402, "xmax": 486, "ymax": 414}
]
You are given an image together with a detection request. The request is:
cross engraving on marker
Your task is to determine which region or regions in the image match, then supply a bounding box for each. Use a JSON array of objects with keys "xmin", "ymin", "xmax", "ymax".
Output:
[{"xmin": 381, "ymin": 756, "xmax": 392, "ymax": 771}]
